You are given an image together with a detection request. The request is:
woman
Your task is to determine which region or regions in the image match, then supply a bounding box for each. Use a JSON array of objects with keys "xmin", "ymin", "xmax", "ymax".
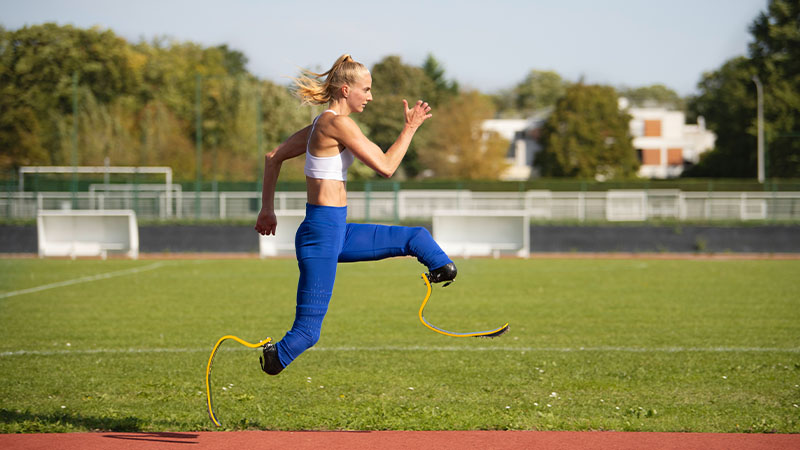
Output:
[{"xmin": 254, "ymin": 54, "xmax": 456, "ymax": 375}]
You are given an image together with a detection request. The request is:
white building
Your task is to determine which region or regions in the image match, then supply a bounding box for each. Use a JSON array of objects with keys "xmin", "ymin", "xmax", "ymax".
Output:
[
  {"xmin": 483, "ymin": 100, "xmax": 716, "ymax": 180},
  {"xmin": 626, "ymin": 99, "xmax": 716, "ymax": 178},
  {"xmin": 482, "ymin": 112, "xmax": 547, "ymax": 181}
]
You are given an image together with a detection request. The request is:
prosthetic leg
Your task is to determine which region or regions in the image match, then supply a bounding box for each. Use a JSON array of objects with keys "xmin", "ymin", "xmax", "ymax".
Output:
[
  {"xmin": 418, "ymin": 272, "xmax": 509, "ymax": 338},
  {"xmin": 205, "ymin": 335, "xmax": 272, "ymax": 427}
]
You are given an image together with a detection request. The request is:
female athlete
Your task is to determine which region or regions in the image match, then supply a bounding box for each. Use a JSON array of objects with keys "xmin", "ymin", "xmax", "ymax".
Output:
[{"xmin": 254, "ymin": 54, "xmax": 456, "ymax": 375}]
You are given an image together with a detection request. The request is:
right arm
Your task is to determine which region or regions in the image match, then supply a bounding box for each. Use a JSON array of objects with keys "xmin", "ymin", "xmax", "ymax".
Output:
[
  {"xmin": 254, "ymin": 125, "xmax": 311, "ymax": 235},
  {"xmin": 333, "ymin": 100, "xmax": 432, "ymax": 178}
]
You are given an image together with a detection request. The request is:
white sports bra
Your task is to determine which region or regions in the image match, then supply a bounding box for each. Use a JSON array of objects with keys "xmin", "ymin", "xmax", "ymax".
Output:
[{"xmin": 304, "ymin": 110, "xmax": 354, "ymax": 181}]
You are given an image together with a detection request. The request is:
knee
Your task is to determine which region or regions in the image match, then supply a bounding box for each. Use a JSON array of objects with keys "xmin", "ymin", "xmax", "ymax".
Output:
[
  {"xmin": 404, "ymin": 226, "xmax": 430, "ymax": 250},
  {"xmin": 410, "ymin": 226, "xmax": 431, "ymax": 241}
]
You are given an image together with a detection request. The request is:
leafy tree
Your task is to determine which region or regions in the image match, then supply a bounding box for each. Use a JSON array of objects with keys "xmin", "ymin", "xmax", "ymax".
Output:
[
  {"xmin": 749, "ymin": 0, "xmax": 800, "ymax": 177},
  {"xmin": 422, "ymin": 53, "xmax": 459, "ymax": 106},
  {"xmin": 423, "ymin": 91, "xmax": 508, "ymax": 179},
  {"xmin": 686, "ymin": 0, "xmax": 800, "ymax": 178},
  {"xmin": 358, "ymin": 55, "xmax": 436, "ymax": 178},
  {"xmin": 684, "ymin": 57, "xmax": 756, "ymax": 177},
  {"xmin": 514, "ymin": 70, "xmax": 567, "ymax": 113},
  {"xmin": 216, "ymin": 44, "xmax": 248, "ymax": 76},
  {"xmin": 0, "ymin": 23, "xmax": 142, "ymax": 168},
  {"xmin": 619, "ymin": 84, "xmax": 685, "ymax": 110},
  {"xmin": 535, "ymin": 83, "xmax": 638, "ymax": 179},
  {"xmin": 0, "ymin": 23, "xmax": 307, "ymax": 181},
  {"xmin": 492, "ymin": 70, "xmax": 567, "ymax": 118}
]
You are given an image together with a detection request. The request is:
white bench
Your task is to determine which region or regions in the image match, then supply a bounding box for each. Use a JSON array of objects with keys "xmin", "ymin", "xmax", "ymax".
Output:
[
  {"xmin": 258, "ymin": 210, "xmax": 305, "ymax": 258},
  {"xmin": 37, "ymin": 210, "xmax": 139, "ymax": 259},
  {"xmin": 432, "ymin": 210, "xmax": 530, "ymax": 258}
]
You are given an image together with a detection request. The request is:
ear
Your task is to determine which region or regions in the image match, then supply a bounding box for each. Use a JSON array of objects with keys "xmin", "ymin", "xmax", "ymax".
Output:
[{"xmin": 341, "ymin": 84, "xmax": 350, "ymax": 98}]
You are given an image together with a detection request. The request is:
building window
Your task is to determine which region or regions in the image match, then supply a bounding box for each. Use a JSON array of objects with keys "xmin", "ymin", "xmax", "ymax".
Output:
[
  {"xmin": 641, "ymin": 149, "xmax": 661, "ymax": 165},
  {"xmin": 644, "ymin": 120, "xmax": 662, "ymax": 137},
  {"xmin": 667, "ymin": 148, "xmax": 683, "ymax": 165},
  {"xmin": 631, "ymin": 120, "xmax": 644, "ymax": 137}
]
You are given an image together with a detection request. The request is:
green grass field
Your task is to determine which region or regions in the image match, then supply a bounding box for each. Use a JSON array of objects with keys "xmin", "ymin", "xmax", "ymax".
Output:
[{"xmin": 0, "ymin": 257, "xmax": 798, "ymax": 433}]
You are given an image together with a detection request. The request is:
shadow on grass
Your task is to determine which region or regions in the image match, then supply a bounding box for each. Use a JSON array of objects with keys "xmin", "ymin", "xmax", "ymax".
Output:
[
  {"xmin": 0, "ymin": 408, "xmax": 144, "ymax": 432},
  {"xmin": 0, "ymin": 408, "xmax": 271, "ymax": 433},
  {"xmin": 104, "ymin": 432, "xmax": 199, "ymax": 444}
]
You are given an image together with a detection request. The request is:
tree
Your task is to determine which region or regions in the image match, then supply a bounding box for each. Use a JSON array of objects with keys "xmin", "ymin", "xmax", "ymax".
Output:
[
  {"xmin": 684, "ymin": 57, "xmax": 756, "ymax": 177},
  {"xmin": 358, "ymin": 55, "xmax": 436, "ymax": 178},
  {"xmin": 748, "ymin": 0, "xmax": 800, "ymax": 177},
  {"xmin": 514, "ymin": 70, "xmax": 567, "ymax": 114},
  {"xmin": 422, "ymin": 53, "xmax": 459, "ymax": 106},
  {"xmin": 492, "ymin": 70, "xmax": 567, "ymax": 118},
  {"xmin": 535, "ymin": 84, "xmax": 638, "ymax": 179},
  {"xmin": 686, "ymin": 0, "xmax": 800, "ymax": 178},
  {"xmin": 0, "ymin": 24, "xmax": 142, "ymax": 169},
  {"xmin": 422, "ymin": 91, "xmax": 508, "ymax": 179},
  {"xmin": 619, "ymin": 84, "xmax": 685, "ymax": 110},
  {"xmin": 0, "ymin": 23, "xmax": 308, "ymax": 181}
]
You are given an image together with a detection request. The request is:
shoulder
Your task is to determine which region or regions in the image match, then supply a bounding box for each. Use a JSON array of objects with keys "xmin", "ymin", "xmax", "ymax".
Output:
[{"xmin": 324, "ymin": 114, "xmax": 361, "ymax": 136}]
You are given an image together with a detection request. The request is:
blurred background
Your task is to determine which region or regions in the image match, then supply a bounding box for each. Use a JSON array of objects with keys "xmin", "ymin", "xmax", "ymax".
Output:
[{"xmin": 1, "ymin": 0, "xmax": 798, "ymax": 254}]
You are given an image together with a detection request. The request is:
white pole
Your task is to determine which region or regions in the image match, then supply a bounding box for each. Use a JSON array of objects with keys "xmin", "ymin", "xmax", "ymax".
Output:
[
  {"xmin": 752, "ymin": 76, "xmax": 765, "ymax": 183},
  {"xmin": 165, "ymin": 168, "xmax": 172, "ymax": 217}
]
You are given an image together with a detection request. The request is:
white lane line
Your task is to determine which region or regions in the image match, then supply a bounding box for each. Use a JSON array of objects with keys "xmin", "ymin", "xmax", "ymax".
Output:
[
  {"xmin": 0, "ymin": 262, "xmax": 166, "ymax": 300},
  {"xmin": 2, "ymin": 345, "xmax": 799, "ymax": 357}
]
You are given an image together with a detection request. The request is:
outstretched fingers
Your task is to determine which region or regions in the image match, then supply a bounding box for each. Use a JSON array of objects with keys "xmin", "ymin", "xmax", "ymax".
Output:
[{"xmin": 404, "ymin": 99, "xmax": 433, "ymax": 128}]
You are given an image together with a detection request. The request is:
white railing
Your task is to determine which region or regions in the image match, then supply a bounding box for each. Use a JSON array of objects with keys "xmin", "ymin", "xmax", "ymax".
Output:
[{"xmin": 1, "ymin": 190, "xmax": 799, "ymax": 222}]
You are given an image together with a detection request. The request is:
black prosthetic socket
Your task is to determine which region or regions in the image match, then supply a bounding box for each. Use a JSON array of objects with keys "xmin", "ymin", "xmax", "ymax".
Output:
[
  {"xmin": 259, "ymin": 342, "xmax": 284, "ymax": 375},
  {"xmin": 425, "ymin": 262, "xmax": 457, "ymax": 287}
]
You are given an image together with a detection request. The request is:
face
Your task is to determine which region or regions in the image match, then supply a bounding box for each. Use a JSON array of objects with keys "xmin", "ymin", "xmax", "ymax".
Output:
[{"xmin": 345, "ymin": 71, "xmax": 373, "ymax": 113}]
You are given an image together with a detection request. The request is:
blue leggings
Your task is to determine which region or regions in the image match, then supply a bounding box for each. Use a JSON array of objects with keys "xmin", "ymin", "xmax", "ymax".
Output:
[{"xmin": 274, "ymin": 203, "xmax": 452, "ymax": 368}]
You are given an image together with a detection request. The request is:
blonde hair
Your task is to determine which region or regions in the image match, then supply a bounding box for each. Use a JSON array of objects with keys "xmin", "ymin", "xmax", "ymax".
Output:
[{"xmin": 292, "ymin": 54, "xmax": 368, "ymax": 105}]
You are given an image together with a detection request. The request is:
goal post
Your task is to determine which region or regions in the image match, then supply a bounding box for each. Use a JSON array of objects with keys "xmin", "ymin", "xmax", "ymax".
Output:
[
  {"xmin": 432, "ymin": 210, "xmax": 530, "ymax": 258},
  {"xmin": 37, "ymin": 209, "xmax": 139, "ymax": 259},
  {"xmin": 19, "ymin": 166, "xmax": 174, "ymax": 217}
]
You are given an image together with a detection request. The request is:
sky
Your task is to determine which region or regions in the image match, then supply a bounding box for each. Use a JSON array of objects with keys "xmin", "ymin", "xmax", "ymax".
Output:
[{"xmin": 2, "ymin": 0, "xmax": 767, "ymax": 96}]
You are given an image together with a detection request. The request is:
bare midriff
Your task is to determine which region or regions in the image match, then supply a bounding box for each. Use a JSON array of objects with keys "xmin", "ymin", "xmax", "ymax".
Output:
[{"xmin": 306, "ymin": 177, "xmax": 347, "ymax": 207}]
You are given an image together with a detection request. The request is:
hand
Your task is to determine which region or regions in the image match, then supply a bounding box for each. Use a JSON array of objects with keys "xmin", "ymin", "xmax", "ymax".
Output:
[
  {"xmin": 403, "ymin": 99, "xmax": 432, "ymax": 129},
  {"xmin": 254, "ymin": 208, "xmax": 277, "ymax": 236}
]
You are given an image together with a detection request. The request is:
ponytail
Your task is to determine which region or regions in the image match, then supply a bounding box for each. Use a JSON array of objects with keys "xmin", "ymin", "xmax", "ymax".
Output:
[{"xmin": 292, "ymin": 54, "xmax": 368, "ymax": 105}]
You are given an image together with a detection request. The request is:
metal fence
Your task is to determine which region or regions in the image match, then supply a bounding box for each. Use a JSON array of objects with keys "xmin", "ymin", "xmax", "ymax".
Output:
[{"xmin": 2, "ymin": 189, "xmax": 800, "ymax": 222}]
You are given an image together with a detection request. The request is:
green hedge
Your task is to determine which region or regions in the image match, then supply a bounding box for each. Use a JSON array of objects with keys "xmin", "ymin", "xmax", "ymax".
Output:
[{"xmin": 4, "ymin": 174, "xmax": 800, "ymax": 193}]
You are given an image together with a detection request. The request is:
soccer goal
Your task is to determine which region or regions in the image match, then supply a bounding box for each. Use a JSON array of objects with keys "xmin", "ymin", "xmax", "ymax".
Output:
[
  {"xmin": 20, "ymin": 166, "xmax": 174, "ymax": 217},
  {"xmin": 432, "ymin": 210, "xmax": 530, "ymax": 258},
  {"xmin": 37, "ymin": 210, "xmax": 139, "ymax": 259},
  {"xmin": 258, "ymin": 210, "xmax": 306, "ymax": 258}
]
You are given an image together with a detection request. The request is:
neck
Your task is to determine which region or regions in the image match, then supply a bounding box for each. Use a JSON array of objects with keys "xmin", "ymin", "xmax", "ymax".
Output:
[{"xmin": 328, "ymin": 98, "xmax": 352, "ymax": 116}]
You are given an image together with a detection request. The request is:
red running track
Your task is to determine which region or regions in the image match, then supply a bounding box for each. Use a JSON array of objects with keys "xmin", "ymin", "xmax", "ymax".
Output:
[{"xmin": 2, "ymin": 431, "xmax": 799, "ymax": 450}]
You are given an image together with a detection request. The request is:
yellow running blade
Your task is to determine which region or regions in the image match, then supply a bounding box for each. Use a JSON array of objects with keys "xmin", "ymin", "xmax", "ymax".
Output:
[
  {"xmin": 418, "ymin": 273, "xmax": 509, "ymax": 338},
  {"xmin": 205, "ymin": 335, "xmax": 271, "ymax": 427}
]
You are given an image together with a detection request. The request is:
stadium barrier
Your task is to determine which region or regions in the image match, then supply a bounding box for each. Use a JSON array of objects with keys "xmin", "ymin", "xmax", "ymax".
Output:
[
  {"xmin": 606, "ymin": 190, "xmax": 648, "ymax": 221},
  {"xmin": 258, "ymin": 210, "xmax": 305, "ymax": 258},
  {"xmin": 4, "ymin": 189, "xmax": 800, "ymax": 222},
  {"xmin": 432, "ymin": 210, "xmax": 530, "ymax": 259},
  {"xmin": 37, "ymin": 209, "xmax": 139, "ymax": 259}
]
